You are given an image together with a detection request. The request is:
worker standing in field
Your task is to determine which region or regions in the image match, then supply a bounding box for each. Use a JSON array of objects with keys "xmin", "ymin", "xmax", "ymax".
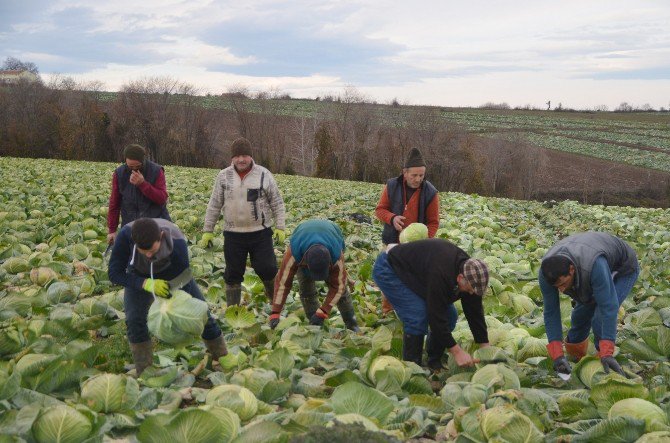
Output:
[
  {"xmin": 200, "ymin": 138, "xmax": 286, "ymax": 306},
  {"xmin": 540, "ymin": 231, "xmax": 639, "ymax": 377},
  {"xmin": 268, "ymin": 219, "xmax": 360, "ymax": 332},
  {"xmin": 107, "ymin": 144, "xmax": 171, "ymax": 245},
  {"xmin": 108, "ymin": 218, "xmax": 227, "ymax": 375},
  {"xmin": 374, "ymin": 147, "xmax": 440, "ymax": 314},
  {"xmin": 372, "ymin": 239, "xmax": 490, "ymax": 369}
]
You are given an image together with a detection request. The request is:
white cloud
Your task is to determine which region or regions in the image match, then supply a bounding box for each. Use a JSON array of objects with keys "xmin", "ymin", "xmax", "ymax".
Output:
[{"xmin": 5, "ymin": 0, "xmax": 670, "ymax": 108}]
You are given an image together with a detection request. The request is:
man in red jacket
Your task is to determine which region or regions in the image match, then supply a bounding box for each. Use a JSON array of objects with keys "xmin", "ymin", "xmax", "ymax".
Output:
[
  {"xmin": 375, "ymin": 148, "xmax": 440, "ymax": 314},
  {"xmin": 107, "ymin": 144, "xmax": 171, "ymax": 245}
]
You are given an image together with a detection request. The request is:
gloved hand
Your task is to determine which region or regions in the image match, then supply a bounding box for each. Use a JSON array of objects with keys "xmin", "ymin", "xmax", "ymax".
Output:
[
  {"xmin": 553, "ymin": 356, "xmax": 572, "ymax": 375},
  {"xmin": 601, "ymin": 356, "xmax": 625, "ymax": 375},
  {"xmin": 199, "ymin": 232, "xmax": 215, "ymax": 248},
  {"xmin": 143, "ymin": 278, "xmax": 170, "ymax": 298},
  {"xmin": 309, "ymin": 309, "xmax": 328, "ymax": 326},
  {"xmin": 273, "ymin": 228, "xmax": 286, "ymax": 244},
  {"xmin": 268, "ymin": 313, "xmax": 280, "ymax": 330},
  {"xmin": 598, "ymin": 340, "xmax": 624, "ymax": 375}
]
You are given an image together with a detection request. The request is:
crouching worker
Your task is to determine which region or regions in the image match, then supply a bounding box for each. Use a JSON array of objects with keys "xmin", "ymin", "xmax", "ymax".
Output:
[
  {"xmin": 108, "ymin": 218, "xmax": 227, "ymax": 375},
  {"xmin": 372, "ymin": 238, "xmax": 490, "ymax": 369},
  {"xmin": 540, "ymin": 231, "xmax": 639, "ymax": 377},
  {"xmin": 268, "ymin": 219, "xmax": 360, "ymax": 332}
]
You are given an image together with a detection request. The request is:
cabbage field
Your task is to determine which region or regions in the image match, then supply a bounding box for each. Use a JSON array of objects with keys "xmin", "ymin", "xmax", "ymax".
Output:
[{"xmin": 1, "ymin": 156, "xmax": 670, "ymax": 442}]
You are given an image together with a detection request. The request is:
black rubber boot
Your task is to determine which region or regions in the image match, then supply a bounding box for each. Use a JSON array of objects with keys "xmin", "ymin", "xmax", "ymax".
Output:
[
  {"xmin": 402, "ymin": 333, "xmax": 425, "ymax": 366},
  {"xmin": 337, "ymin": 291, "xmax": 360, "ymax": 332},
  {"xmin": 297, "ymin": 269, "xmax": 320, "ymax": 319},
  {"xmin": 225, "ymin": 283, "xmax": 241, "ymax": 306},
  {"xmin": 426, "ymin": 333, "xmax": 446, "ymax": 370},
  {"xmin": 204, "ymin": 334, "xmax": 228, "ymax": 371},
  {"xmin": 262, "ymin": 279, "xmax": 275, "ymax": 301},
  {"xmin": 129, "ymin": 340, "xmax": 153, "ymax": 377}
]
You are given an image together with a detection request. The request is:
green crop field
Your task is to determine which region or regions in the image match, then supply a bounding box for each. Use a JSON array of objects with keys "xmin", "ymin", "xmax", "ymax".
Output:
[{"xmin": 1, "ymin": 156, "xmax": 670, "ymax": 441}]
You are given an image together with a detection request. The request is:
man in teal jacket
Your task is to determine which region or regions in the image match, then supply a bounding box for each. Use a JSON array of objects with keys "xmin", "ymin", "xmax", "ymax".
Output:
[{"xmin": 268, "ymin": 219, "xmax": 359, "ymax": 331}]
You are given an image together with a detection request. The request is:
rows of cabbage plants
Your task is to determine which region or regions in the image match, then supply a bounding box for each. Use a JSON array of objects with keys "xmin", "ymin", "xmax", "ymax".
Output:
[{"xmin": 1, "ymin": 156, "xmax": 670, "ymax": 442}]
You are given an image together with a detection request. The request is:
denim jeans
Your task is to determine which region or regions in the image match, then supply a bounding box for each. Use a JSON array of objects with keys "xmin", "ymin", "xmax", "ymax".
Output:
[
  {"xmin": 124, "ymin": 279, "xmax": 221, "ymax": 343},
  {"xmin": 373, "ymin": 252, "xmax": 457, "ymax": 336},
  {"xmin": 567, "ymin": 265, "xmax": 640, "ymax": 348}
]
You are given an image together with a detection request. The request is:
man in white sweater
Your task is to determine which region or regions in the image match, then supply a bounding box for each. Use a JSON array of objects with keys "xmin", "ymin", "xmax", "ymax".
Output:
[{"xmin": 200, "ymin": 138, "xmax": 287, "ymax": 306}]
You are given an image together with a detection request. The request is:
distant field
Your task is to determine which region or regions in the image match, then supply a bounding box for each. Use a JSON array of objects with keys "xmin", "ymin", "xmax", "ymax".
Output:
[{"xmin": 98, "ymin": 92, "xmax": 670, "ymax": 172}]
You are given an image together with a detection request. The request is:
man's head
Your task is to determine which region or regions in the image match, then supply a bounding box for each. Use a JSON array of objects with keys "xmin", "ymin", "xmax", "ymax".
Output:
[
  {"xmin": 303, "ymin": 244, "xmax": 331, "ymax": 281},
  {"xmin": 131, "ymin": 218, "xmax": 162, "ymax": 258},
  {"xmin": 403, "ymin": 148, "xmax": 426, "ymax": 189},
  {"xmin": 541, "ymin": 256, "xmax": 575, "ymax": 292},
  {"xmin": 124, "ymin": 144, "xmax": 146, "ymax": 171},
  {"xmin": 457, "ymin": 259, "xmax": 490, "ymax": 296},
  {"xmin": 230, "ymin": 137, "xmax": 253, "ymax": 171}
]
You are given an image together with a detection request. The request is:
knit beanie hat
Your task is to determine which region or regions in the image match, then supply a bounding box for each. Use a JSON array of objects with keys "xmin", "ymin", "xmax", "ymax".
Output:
[
  {"xmin": 404, "ymin": 148, "xmax": 426, "ymax": 168},
  {"xmin": 124, "ymin": 144, "xmax": 146, "ymax": 161},
  {"xmin": 231, "ymin": 138, "xmax": 253, "ymax": 157},
  {"xmin": 304, "ymin": 244, "xmax": 331, "ymax": 281}
]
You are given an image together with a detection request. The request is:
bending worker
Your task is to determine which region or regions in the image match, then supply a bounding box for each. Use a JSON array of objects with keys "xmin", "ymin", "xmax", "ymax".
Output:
[
  {"xmin": 540, "ymin": 231, "xmax": 639, "ymax": 377},
  {"xmin": 268, "ymin": 219, "xmax": 360, "ymax": 332},
  {"xmin": 373, "ymin": 238, "xmax": 490, "ymax": 369}
]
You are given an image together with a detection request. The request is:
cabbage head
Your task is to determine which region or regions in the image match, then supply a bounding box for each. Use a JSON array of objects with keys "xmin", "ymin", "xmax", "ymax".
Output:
[
  {"xmin": 147, "ymin": 289, "xmax": 208, "ymax": 346},
  {"xmin": 367, "ymin": 355, "xmax": 412, "ymax": 386},
  {"xmin": 574, "ymin": 356, "xmax": 606, "ymax": 388},
  {"xmin": 471, "ymin": 364, "xmax": 520, "ymax": 391},
  {"xmin": 2, "ymin": 257, "xmax": 30, "ymax": 274},
  {"xmin": 480, "ymin": 405, "xmax": 544, "ymax": 443},
  {"xmin": 440, "ymin": 381, "xmax": 488, "ymax": 412},
  {"xmin": 80, "ymin": 373, "xmax": 140, "ymax": 413},
  {"xmin": 32, "ymin": 404, "xmax": 93, "ymax": 443},
  {"xmin": 399, "ymin": 223, "xmax": 428, "ymax": 243},
  {"xmin": 30, "ymin": 267, "xmax": 58, "ymax": 286},
  {"xmin": 205, "ymin": 384, "xmax": 258, "ymax": 421},
  {"xmin": 608, "ymin": 398, "xmax": 669, "ymax": 432},
  {"xmin": 46, "ymin": 282, "xmax": 80, "ymax": 304}
]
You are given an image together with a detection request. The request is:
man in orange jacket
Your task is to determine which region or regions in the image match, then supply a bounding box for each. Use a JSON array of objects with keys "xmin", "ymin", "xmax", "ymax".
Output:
[{"xmin": 375, "ymin": 148, "xmax": 440, "ymax": 314}]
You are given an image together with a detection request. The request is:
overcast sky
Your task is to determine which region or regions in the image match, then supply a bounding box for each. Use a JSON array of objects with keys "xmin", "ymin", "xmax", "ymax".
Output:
[{"xmin": 2, "ymin": 0, "xmax": 669, "ymax": 109}]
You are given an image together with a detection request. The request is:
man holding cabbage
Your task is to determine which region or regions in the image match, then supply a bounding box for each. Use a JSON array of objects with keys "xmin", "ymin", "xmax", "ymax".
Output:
[
  {"xmin": 268, "ymin": 219, "xmax": 360, "ymax": 332},
  {"xmin": 372, "ymin": 238, "xmax": 491, "ymax": 369},
  {"xmin": 108, "ymin": 218, "xmax": 227, "ymax": 375},
  {"xmin": 540, "ymin": 231, "xmax": 639, "ymax": 377},
  {"xmin": 375, "ymin": 147, "xmax": 440, "ymax": 314}
]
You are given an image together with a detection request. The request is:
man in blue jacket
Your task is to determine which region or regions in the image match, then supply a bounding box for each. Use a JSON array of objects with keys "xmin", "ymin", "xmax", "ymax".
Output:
[
  {"xmin": 108, "ymin": 218, "xmax": 226, "ymax": 375},
  {"xmin": 268, "ymin": 219, "xmax": 359, "ymax": 331},
  {"xmin": 540, "ymin": 232, "xmax": 639, "ymax": 377}
]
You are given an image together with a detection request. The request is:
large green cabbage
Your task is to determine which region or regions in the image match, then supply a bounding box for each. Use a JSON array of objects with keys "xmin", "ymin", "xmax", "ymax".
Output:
[
  {"xmin": 31, "ymin": 405, "xmax": 93, "ymax": 443},
  {"xmin": 80, "ymin": 373, "xmax": 140, "ymax": 413},
  {"xmin": 205, "ymin": 384, "xmax": 258, "ymax": 421},
  {"xmin": 367, "ymin": 355, "xmax": 413, "ymax": 386},
  {"xmin": 480, "ymin": 405, "xmax": 544, "ymax": 443},
  {"xmin": 399, "ymin": 223, "xmax": 428, "ymax": 243},
  {"xmin": 147, "ymin": 289, "xmax": 208, "ymax": 346},
  {"xmin": 471, "ymin": 364, "xmax": 520, "ymax": 391},
  {"xmin": 608, "ymin": 398, "xmax": 669, "ymax": 432}
]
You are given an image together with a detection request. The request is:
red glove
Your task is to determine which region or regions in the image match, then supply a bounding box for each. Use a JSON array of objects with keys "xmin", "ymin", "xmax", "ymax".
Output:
[
  {"xmin": 598, "ymin": 340, "xmax": 616, "ymax": 358},
  {"xmin": 546, "ymin": 340, "xmax": 564, "ymax": 360}
]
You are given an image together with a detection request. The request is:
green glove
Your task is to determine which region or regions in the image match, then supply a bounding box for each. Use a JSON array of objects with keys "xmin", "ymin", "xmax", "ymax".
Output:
[
  {"xmin": 143, "ymin": 278, "xmax": 170, "ymax": 298},
  {"xmin": 273, "ymin": 228, "xmax": 286, "ymax": 244},
  {"xmin": 199, "ymin": 232, "xmax": 215, "ymax": 248}
]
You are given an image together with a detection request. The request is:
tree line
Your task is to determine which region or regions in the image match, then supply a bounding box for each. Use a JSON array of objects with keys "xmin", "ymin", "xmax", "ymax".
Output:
[{"xmin": 2, "ymin": 75, "xmax": 667, "ymax": 206}]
